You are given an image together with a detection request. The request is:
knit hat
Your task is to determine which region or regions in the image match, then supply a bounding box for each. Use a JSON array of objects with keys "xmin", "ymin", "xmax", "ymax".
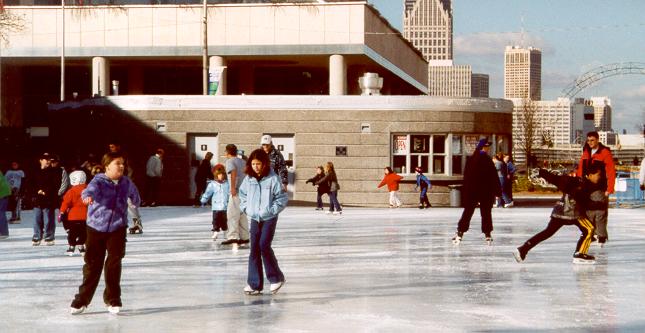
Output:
[
  {"xmin": 69, "ymin": 170, "xmax": 87, "ymax": 186},
  {"xmin": 476, "ymin": 138, "xmax": 492, "ymax": 150}
]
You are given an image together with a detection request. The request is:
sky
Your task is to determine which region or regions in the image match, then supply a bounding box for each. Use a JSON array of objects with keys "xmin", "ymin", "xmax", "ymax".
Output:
[{"xmin": 368, "ymin": 0, "xmax": 645, "ymax": 134}]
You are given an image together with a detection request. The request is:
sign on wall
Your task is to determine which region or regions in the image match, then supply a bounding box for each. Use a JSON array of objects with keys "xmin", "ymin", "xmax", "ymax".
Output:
[{"xmin": 393, "ymin": 135, "xmax": 407, "ymax": 154}]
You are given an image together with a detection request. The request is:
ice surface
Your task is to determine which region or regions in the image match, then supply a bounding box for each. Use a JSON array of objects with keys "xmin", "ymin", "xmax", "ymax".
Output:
[{"xmin": 1, "ymin": 206, "xmax": 644, "ymax": 332}]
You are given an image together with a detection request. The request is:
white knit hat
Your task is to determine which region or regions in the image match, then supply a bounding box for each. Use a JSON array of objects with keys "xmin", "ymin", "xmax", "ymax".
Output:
[{"xmin": 69, "ymin": 170, "xmax": 87, "ymax": 186}]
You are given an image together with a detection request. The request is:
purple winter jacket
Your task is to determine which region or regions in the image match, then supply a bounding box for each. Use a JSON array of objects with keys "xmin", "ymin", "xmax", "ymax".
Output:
[{"xmin": 82, "ymin": 173, "xmax": 141, "ymax": 233}]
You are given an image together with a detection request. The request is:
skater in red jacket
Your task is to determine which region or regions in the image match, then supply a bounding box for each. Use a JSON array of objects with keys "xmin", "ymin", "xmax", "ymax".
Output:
[
  {"xmin": 59, "ymin": 171, "xmax": 89, "ymax": 256},
  {"xmin": 377, "ymin": 167, "xmax": 404, "ymax": 208}
]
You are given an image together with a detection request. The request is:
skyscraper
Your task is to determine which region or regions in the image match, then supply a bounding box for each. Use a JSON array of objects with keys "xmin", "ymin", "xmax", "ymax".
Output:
[
  {"xmin": 504, "ymin": 46, "xmax": 542, "ymax": 100},
  {"xmin": 403, "ymin": 0, "xmax": 453, "ymax": 62},
  {"xmin": 590, "ymin": 96, "xmax": 612, "ymax": 131},
  {"xmin": 471, "ymin": 73, "xmax": 489, "ymax": 98}
]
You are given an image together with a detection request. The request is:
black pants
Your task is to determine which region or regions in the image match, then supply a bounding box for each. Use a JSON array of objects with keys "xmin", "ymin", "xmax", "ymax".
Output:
[
  {"xmin": 519, "ymin": 217, "xmax": 595, "ymax": 256},
  {"xmin": 212, "ymin": 210, "xmax": 228, "ymax": 232},
  {"xmin": 194, "ymin": 181, "xmax": 208, "ymax": 206},
  {"xmin": 63, "ymin": 220, "xmax": 87, "ymax": 246},
  {"xmin": 71, "ymin": 226, "xmax": 127, "ymax": 308},
  {"xmin": 457, "ymin": 197, "xmax": 494, "ymax": 234},
  {"xmin": 145, "ymin": 176, "xmax": 161, "ymax": 205}
]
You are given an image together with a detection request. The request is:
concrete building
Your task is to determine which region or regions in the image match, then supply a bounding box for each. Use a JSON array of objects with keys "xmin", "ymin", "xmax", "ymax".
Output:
[
  {"xmin": 504, "ymin": 46, "xmax": 542, "ymax": 100},
  {"xmin": 470, "ymin": 73, "xmax": 489, "ymax": 98},
  {"xmin": 510, "ymin": 97, "xmax": 594, "ymax": 165},
  {"xmin": 48, "ymin": 96, "xmax": 513, "ymax": 206},
  {"xmin": 427, "ymin": 60, "xmax": 470, "ymax": 97},
  {"xmin": 0, "ymin": 1, "xmax": 428, "ymax": 130},
  {"xmin": 1, "ymin": 0, "xmax": 514, "ymax": 206},
  {"xmin": 590, "ymin": 96, "xmax": 612, "ymax": 131},
  {"xmin": 403, "ymin": 0, "xmax": 452, "ymax": 62}
]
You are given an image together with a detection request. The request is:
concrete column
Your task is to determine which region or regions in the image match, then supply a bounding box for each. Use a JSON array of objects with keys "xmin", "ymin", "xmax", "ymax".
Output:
[
  {"xmin": 92, "ymin": 57, "xmax": 110, "ymax": 97},
  {"xmin": 329, "ymin": 54, "xmax": 347, "ymax": 95},
  {"xmin": 209, "ymin": 56, "xmax": 227, "ymax": 95}
]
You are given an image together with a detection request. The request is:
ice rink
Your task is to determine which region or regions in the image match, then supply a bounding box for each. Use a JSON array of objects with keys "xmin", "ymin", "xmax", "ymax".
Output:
[{"xmin": 1, "ymin": 205, "xmax": 644, "ymax": 332}]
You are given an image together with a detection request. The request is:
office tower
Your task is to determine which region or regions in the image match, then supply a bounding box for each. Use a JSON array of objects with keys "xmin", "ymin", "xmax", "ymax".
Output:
[
  {"xmin": 471, "ymin": 73, "xmax": 489, "ymax": 98},
  {"xmin": 504, "ymin": 46, "xmax": 542, "ymax": 100},
  {"xmin": 403, "ymin": 0, "xmax": 453, "ymax": 62},
  {"xmin": 590, "ymin": 96, "xmax": 612, "ymax": 131},
  {"xmin": 427, "ymin": 61, "xmax": 471, "ymax": 96}
]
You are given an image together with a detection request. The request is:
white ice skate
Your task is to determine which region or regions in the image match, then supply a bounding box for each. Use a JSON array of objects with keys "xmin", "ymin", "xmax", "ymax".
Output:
[
  {"xmin": 129, "ymin": 218, "xmax": 143, "ymax": 234},
  {"xmin": 485, "ymin": 235, "xmax": 493, "ymax": 246},
  {"xmin": 452, "ymin": 232, "xmax": 463, "ymax": 245}
]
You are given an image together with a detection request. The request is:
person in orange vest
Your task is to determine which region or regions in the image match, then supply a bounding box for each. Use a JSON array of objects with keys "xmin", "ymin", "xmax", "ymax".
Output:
[{"xmin": 576, "ymin": 131, "xmax": 615, "ymax": 246}]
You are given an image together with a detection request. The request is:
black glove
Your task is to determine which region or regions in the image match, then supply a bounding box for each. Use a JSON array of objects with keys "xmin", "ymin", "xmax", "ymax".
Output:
[
  {"xmin": 641, "ymin": 184, "xmax": 644, "ymax": 191},
  {"xmin": 538, "ymin": 168, "xmax": 550, "ymax": 179}
]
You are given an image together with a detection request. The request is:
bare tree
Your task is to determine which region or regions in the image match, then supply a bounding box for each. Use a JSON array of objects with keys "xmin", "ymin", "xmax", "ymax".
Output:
[
  {"xmin": 514, "ymin": 98, "xmax": 541, "ymax": 170},
  {"xmin": 0, "ymin": 8, "xmax": 25, "ymax": 46}
]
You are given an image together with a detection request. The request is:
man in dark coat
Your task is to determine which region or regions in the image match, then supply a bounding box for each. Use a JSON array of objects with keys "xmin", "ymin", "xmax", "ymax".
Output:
[
  {"xmin": 30, "ymin": 153, "xmax": 62, "ymax": 246},
  {"xmin": 193, "ymin": 152, "xmax": 214, "ymax": 207},
  {"xmin": 452, "ymin": 138, "xmax": 501, "ymax": 245}
]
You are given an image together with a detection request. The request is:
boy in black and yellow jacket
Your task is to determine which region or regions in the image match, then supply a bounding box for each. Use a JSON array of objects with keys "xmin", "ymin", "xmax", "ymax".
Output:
[{"xmin": 513, "ymin": 163, "xmax": 603, "ymax": 265}]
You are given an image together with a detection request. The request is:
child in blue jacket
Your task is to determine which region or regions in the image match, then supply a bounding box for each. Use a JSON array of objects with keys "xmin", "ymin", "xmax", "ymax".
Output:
[
  {"xmin": 70, "ymin": 152, "xmax": 140, "ymax": 315},
  {"xmin": 414, "ymin": 167, "xmax": 432, "ymax": 209},
  {"xmin": 201, "ymin": 164, "xmax": 230, "ymax": 240},
  {"xmin": 239, "ymin": 149, "xmax": 288, "ymax": 295}
]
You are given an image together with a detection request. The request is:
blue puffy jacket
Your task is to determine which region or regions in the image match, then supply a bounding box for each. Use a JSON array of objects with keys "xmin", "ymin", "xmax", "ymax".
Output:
[
  {"xmin": 239, "ymin": 171, "xmax": 288, "ymax": 222},
  {"xmin": 82, "ymin": 173, "xmax": 141, "ymax": 233},
  {"xmin": 201, "ymin": 180, "xmax": 230, "ymax": 211}
]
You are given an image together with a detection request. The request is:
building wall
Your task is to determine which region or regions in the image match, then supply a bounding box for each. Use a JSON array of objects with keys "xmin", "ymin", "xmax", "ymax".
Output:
[
  {"xmin": 49, "ymin": 95, "xmax": 513, "ymax": 206},
  {"xmin": 427, "ymin": 63, "xmax": 471, "ymax": 97},
  {"xmin": 504, "ymin": 46, "xmax": 542, "ymax": 100},
  {"xmin": 403, "ymin": 0, "xmax": 452, "ymax": 62},
  {"xmin": 471, "ymin": 73, "xmax": 489, "ymax": 98},
  {"xmin": 590, "ymin": 96, "xmax": 612, "ymax": 131}
]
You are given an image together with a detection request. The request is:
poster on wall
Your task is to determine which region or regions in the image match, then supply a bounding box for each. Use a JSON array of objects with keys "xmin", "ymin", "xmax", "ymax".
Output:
[
  {"xmin": 465, "ymin": 135, "xmax": 480, "ymax": 153},
  {"xmin": 393, "ymin": 135, "xmax": 407, "ymax": 154},
  {"xmin": 208, "ymin": 66, "xmax": 227, "ymax": 95}
]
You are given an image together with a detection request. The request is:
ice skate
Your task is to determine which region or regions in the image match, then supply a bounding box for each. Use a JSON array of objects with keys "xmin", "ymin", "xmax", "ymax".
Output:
[
  {"xmin": 70, "ymin": 306, "xmax": 86, "ymax": 315},
  {"xmin": 270, "ymin": 280, "xmax": 285, "ymax": 295},
  {"xmin": 244, "ymin": 285, "xmax": 261, "ymax": 295},
  {"xmin": 572, "ymin": 252, "xmax": 596, "ymax": 265},
  {"xmin": 65, "ymin": 246, "xmax": 75, "ymax": 256},
  {"xmin": 451, "ymin": 231, "xmax": 463, "ymax": 245},
  {"xmin": 129, "ymin": 218, "xmax": 143, "ymax": 234},
  {"xmin": 32, "ymin": 239, "xmax": 41, "ymax": 246},
  {"xmin": 78, "ymin": 245, "xmax": 86, "ymax": 256},
  {"xmin": 485, "ymin": 234, "xmax": 493, "ymax": 246},
  {"xmin": 513, "ymin": 248, "xmax": 526, "ymax": 263}
]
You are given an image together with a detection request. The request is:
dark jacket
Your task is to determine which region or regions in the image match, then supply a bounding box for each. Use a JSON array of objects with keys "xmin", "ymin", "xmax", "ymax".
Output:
[
  {"xmin": 30, "ymin": 167, "xmax": 61, "ymax": 208},
  {"xmin": 576, "ymin": 143, "xmax": 616, "ymax": 194},
  {"xmin": 194, "ymin": 159, "xmax": 214, "ymax": 187},
  {"xmin": 539, "ymin": 169, "xmax": 592, "ymax": 220},
  {"xmin": 461, "ymin": 150, "xmax": 501, "ymax": 204},
  {"xmin": 268, "ymin": 146, "xmax": 289, "ymax": 185},
  {"xmin": 316, "ymin": 171, "xmax": 339, "ymax": 192},
  {"xmin": 306, "ymin": 173, "xmax": 330, "ymax": 194}
]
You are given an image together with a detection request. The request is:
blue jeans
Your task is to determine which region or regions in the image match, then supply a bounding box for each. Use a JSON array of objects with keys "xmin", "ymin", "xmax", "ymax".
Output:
[
  {"xmin": 33, "ymin": 206, "xmax": 56, "ymax": 241},
  {"xmin": 247, "ymin": 217, "xmax": 284, "ymax": 291},
  {"xmin": 0, "ymin": 197, "xmax": 8, "ymax": 236},
  {"xmin": 328, "ymin": 191, "xmax": 342, "ymax": 212},
  {"xmin": 497, "ymin": 176, "xmax": 511, "ymax": 206},
  {"xmin": 316, "ymin": 191, "xmax": 325, "ymax": 209}
]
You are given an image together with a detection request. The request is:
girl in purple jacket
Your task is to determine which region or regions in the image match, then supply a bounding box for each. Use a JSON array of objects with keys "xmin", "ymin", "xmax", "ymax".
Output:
[{"xmin": 70, "ymin": 152, "xmax": 141, "ymax": 315}]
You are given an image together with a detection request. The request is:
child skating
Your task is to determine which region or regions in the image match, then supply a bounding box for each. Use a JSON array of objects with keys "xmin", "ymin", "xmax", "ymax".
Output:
[
  {"xmin": 513, "ymin": 165, "xmax": 601, "ymax": 265},
  {"xmin": 305, "ymin": 166, "xmax": 329, "ymax": 211},
  {"xmin": 377, "ymin": 167, "xmax": 404, "ymax": 208},
  {"xmin": 70, "ymin": 152, "xmax": 141, "ymax": 315},
  {"xmin": 414, "ymin": 167, "xmax": 432, "ymax": 209},
  {"xmin": 201, "ymin": 164, "xmax": 230, "ymax": 241},
  {"xmin": 59, "ymin": 171, "xmax": 88, "ymax": 256},
  {"xmin": 239, "ymin": 149, "xmax": 288, "ymax": 295}
]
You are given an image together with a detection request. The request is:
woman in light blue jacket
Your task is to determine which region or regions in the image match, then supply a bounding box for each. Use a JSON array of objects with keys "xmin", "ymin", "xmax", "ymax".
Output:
[{"xmin": 239, "ymin": 149, "xmax": 288, "ymax": 295}]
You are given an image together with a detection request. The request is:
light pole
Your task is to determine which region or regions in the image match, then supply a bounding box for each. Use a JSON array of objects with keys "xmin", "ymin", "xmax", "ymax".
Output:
[
  {"xmin": 60, "ymin": 0, "xmax": 65, "ymax": 101},
  {"xmin": 202, "ymin": 0, "xmax": 208, "ymax": 95}
]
